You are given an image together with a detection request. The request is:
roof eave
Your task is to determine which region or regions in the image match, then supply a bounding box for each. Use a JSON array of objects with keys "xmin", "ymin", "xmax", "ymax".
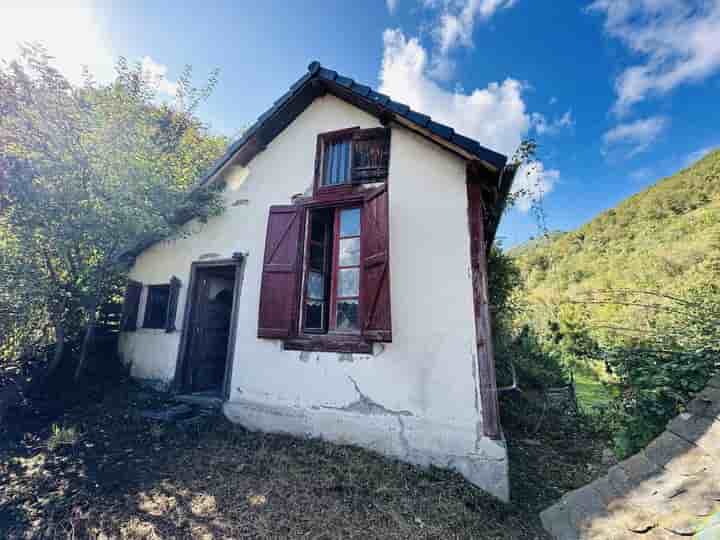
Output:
[{"xmin": 196, "ymin": 64, "xmax": 508, "ymax": 188}]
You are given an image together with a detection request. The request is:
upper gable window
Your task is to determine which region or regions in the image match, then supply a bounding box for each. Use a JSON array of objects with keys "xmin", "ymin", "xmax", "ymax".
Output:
[
  {"xmin": 322, "ymin": 138, "xmax": 351, "ymax": 186},
  {"xmin": 316, "ymin": 127, "xmax": 390, "ymax": 190}
]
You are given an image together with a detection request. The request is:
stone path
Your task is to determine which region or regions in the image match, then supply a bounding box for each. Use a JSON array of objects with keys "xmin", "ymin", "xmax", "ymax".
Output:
[{"xmin": 541, "ymin": 374, "xmax": 720, "ymax": 539}]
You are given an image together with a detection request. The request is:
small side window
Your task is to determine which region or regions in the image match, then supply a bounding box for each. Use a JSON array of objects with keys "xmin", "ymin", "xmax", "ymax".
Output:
[{"xmin": 143, "ymin": 284, "xmax": 170, "ymax": 329}]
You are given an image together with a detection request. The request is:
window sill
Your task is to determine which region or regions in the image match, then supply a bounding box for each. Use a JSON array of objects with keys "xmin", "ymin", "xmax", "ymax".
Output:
[{"xmin": 283, "ymin": 336, "xmax": 373, "ymax": 354}]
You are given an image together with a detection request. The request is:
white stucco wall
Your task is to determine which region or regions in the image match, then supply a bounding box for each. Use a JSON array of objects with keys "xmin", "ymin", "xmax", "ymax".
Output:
[{"xmin": 118, "ymin": 94, "xmax": 508, "ymax": 499}]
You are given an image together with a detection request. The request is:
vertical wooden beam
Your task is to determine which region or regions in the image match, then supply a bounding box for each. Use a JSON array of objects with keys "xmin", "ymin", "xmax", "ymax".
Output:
[{"xmin": 466, "ymin": 176, "xmax": 502, "ymax": 439}]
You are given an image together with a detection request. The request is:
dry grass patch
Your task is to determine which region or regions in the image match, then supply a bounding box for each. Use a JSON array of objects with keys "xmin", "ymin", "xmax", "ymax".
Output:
[{"xmin": 0, "ymin": 381, "xmax": 605, "ymax": 539}]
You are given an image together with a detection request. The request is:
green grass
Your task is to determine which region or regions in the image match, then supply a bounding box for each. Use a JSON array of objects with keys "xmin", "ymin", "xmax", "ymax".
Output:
[{"xmin": 573, "ymin": 371, "xmax": 613, "ymax": 411}]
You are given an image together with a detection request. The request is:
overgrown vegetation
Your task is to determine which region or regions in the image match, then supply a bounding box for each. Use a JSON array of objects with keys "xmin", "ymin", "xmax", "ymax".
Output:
[
  {"xmin": 0, "ymin": 377, "xmax": 610, "ymax": 539},
  {"xmin": 509, "ymin": 149, "xmax": 720, "ymax": 456},
  {"xmin": 0, "ymin": 44, "xmax": 227, "ymax": 377}
]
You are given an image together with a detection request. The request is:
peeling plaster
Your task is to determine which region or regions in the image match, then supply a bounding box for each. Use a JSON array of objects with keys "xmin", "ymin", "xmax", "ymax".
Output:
[
  {"xmin": 231, "ymin": 198, "xmax": 250, "ymax": 207},
  {"xmin": 337, "ymin": 353, "xmax": 354, "ymax": 363},
  {"xmin": 199, "ymin": 253, "xmax": 222, "ymax": 260},
  {"xmin": 299, "ymin": 351, "xmax": 311, "ymax": 363},
  {"xmin": 323, "ymin": 376, "xmax": 414, "ymax": 416}
]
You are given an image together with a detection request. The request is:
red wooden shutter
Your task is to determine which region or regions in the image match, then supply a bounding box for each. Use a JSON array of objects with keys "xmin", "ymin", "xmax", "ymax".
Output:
[
  {"xmin": 351, "ymin": 127, "xmax": 390, "ymax": 182},
  {"xmin": 258, "ymin": 205, "xmax": 305, "ymax": 338},
  {"xmin": 121, "ymin": 279, "xmax": 142, "ymax": 332},
  {"xmin": 361, "ymin": 186, "xmax": 392, "ymax": 341},
  {"xmin": 165, "ymin": 276, "xmax": 181, "ymax": 333}
]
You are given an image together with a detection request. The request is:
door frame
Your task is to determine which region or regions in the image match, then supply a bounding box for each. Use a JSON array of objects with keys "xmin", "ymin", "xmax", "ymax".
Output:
[{"xmin": 172, "ymin": 253, "xmax": 245, "ymax": 400}]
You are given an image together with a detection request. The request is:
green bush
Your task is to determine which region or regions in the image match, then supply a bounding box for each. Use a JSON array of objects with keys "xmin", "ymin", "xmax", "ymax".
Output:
[{"xmin": 600, "ymin": 284, "xmax": 720, "ymax": 456}]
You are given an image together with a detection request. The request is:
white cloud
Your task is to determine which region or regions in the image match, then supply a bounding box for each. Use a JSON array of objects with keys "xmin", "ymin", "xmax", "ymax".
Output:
[
  {"xmin": 589, "ymin": 0, "xmax": 720, "ymax": 115},
  {"xmin": 380, "ymin": 29, "xmax": 554, "ymax": 212},
  {"xmin": 602, "ymin": 115, "xmax": 668, "ymax": 157},
  {"xmin": 380, "ymin": 29, "xmax": 529, "ymax": 157},
  {"xmin": 0, "ymin": 1, "xmax": 115, "ymax": 85},
  {"xmin": 140, "ymin": 56, "xmax": 178, "ymax": 97},
  {"xmin": 511, "ymin": 162, "xmax": 560, "ymax": 211},
  {"xmin": 387, "ymin": 0, "xmax": 399, "ymax": 14},
  {"xmin": 435, "ymin": 0, "xmax": 517, "ymax": 53},
  {"xmin": 531, "ymin": 109, "xmax": 574, "ymax": 135}
]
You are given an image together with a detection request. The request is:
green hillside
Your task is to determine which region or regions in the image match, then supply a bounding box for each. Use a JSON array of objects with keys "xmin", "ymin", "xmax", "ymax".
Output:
[{"xmin": 511, "ymin": 149, "xmax": 720, "ymax": 339}]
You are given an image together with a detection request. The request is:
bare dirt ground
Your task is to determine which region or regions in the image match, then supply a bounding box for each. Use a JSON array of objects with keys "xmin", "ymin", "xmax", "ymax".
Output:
[{"xmin": 0, "ymin": 380, "xmax": 606, "ymax": 539}]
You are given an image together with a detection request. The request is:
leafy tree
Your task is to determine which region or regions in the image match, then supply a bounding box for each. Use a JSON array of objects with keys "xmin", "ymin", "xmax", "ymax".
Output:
[
  {"xmin": 0, "ymin": 44, "xmax": 227, "ymax": 378},
  {"xmin": 510, "ymin": 149, "xmax": 720, "ymax": 455}
]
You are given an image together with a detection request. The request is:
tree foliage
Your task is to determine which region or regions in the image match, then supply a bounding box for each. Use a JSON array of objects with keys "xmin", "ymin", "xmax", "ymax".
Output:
[
  {"xmin": 0, "ymin": 44, "xmax": 227, "ymax": 369},
  {"xmin": 510, "ymin": 149, "xmax": 720, "ymax": 455}
]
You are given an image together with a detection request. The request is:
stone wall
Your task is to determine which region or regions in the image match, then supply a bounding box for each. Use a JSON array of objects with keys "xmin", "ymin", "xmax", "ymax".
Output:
[{"xmin": 541, "ymin": 373, "xmax": 720, "ymax": 539}]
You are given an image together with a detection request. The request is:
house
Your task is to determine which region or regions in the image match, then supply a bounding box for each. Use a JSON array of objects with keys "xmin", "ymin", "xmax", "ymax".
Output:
[{"xmin": 118, "ymin": 62, "xmax": 517, "ymax": 500}]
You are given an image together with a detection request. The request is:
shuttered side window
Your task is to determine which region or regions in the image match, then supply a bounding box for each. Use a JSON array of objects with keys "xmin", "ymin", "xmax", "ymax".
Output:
[{"xmin": 120, "ymin": 280, "xmax": 142, "ymax": 332}]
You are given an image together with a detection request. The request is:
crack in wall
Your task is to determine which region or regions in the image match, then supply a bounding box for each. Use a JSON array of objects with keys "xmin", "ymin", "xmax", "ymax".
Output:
[
  {"xmin": 397, "ymin": 417, "xmax": 411, "ymax": 455},
  {"xmin": 322, "ymin": 376, "xmax": 414, "ymax": 416}
]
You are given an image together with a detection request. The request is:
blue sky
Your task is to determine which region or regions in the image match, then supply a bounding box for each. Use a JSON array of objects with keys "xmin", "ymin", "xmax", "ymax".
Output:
[{"xmin": 3, "ymin": 1, "xmax": 720, "ymax": 247}]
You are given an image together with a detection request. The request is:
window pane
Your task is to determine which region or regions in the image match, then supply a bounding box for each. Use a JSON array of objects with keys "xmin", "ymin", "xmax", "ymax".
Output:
[
  {"xmin": 337, "ymin": 268, "xmax": 359, "ymax": 297},
  {"xmin": 339, "ymin": 208, "xmax": 360, "ymax": 237},
  {"xmin": 304, "ymin": 301, "xmax": 324, "ymax": 330},
  {"xmin": 310, "ymin": 242, "xmax": 325, "ymax": 270},
  {"xmin": 336, "ymin": 300, "xmax": 359, "ymax": 331},
  {"xmin": 323, "ymin": 139, "xmax": 350, "ymax": 185},
  {"xmin": 145, "ymin": 285, "xmax": 169, "ymax": 328},
  {"xmin": 339, "ymin": 237, "xmax": 360, "ymax": 266},
  {"xmin": 307, "ymin": 271, "xmax": 325, "ymax": 300}
]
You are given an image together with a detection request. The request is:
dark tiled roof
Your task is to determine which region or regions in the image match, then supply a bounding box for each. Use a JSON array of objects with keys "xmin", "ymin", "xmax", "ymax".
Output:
[{"xmin": 199, "ymin": 61, "xmax": 508, "ymax": 185}]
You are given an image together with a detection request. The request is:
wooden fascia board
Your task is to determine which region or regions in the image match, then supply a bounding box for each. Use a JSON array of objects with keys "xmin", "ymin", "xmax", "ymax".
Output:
[{"xmin": 466, "ymin": 178, "xmax": 503, "ymax": 440}]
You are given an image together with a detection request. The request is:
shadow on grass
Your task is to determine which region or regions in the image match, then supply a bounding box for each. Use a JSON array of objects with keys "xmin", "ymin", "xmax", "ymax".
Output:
[{"xmin": 0, "ymin": 378, "xmax": 615, "ymax": 539}]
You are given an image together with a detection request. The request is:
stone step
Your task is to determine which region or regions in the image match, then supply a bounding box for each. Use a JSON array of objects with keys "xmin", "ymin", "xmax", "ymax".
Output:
[
  {"xmin": 173, "ymin": 393, "xmax": 223, "ymax": 410},
  {"xmin": 140, "ymin": 403, "xmax": 195, "ymax": 422}
]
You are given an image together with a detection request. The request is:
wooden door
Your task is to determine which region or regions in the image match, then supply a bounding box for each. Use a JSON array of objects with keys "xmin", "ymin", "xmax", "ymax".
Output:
[{"xmin": 185, "ymin": 268, "xmax": 234, "ymax": 393}]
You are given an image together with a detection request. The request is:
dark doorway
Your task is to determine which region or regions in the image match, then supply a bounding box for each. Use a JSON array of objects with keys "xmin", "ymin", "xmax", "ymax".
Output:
[{"xmin": 178, "ymin": 262, "xmax": 240, "ymax": 397}]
